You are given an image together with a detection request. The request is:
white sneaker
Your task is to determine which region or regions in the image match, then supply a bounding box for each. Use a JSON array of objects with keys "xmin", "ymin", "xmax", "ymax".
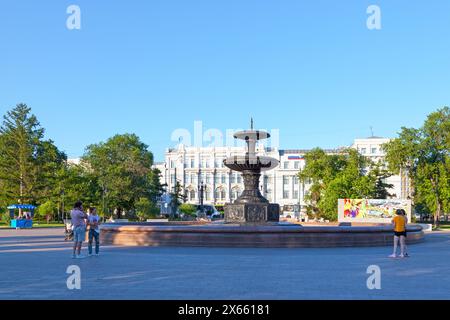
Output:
[
  {"xmin": 399, "ymin": 254, "xmax": 405, "ymax": 258},
  {"xmin": 389, "ymin": 254, "xmax": 397, "ymax": 259}
]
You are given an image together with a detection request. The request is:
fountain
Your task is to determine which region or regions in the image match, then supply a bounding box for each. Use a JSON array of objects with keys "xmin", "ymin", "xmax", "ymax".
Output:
[
  {"xmin": 224, "ymin": 119, "xmax": 280, "ymax": 224},
  {"xmin": 99, "ymin": 119, "xmax": 425, "ymax": 248}
]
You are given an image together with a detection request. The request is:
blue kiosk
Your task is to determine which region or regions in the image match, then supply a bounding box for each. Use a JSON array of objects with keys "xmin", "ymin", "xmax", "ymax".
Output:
[{"xmin": 8, "ymin": 204, "xmax": 36, "ymax": 229}]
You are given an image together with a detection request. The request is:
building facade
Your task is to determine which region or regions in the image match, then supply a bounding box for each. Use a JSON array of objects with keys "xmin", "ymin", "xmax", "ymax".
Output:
[{"xmin": 153, "ymin": 137, "xmax": 411, "ymax": 215}]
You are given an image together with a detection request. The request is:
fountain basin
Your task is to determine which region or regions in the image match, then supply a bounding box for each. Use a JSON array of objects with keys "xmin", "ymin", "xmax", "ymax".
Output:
[
  {"xmin": 100, "ymin": 223, "xmax": 425, "ymax": 248},
  {"xmin": 224, "ymin": 155, "xmax": 279, "ymax": 172}
]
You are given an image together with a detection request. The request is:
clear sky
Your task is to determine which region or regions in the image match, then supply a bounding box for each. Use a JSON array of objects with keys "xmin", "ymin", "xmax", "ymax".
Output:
[{"xmin": 1, "ymin": 0, "xmax": 449, "ymax": 161}]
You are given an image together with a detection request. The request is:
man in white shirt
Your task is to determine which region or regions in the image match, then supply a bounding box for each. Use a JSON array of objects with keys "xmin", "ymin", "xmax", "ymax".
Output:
[{"xmin": 71, "ymin": 201, "xmax": 87, "ymax": 259}]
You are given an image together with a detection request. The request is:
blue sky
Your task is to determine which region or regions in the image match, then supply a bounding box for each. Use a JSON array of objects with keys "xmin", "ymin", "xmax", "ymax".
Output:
[{"xmin": 1, "ymin": 0, "xmax": 449, "ymax": 161}]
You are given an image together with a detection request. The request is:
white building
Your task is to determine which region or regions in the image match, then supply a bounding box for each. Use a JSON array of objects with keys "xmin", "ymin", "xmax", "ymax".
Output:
[
  {"xmin": 153, "ymin": 137, "xmax": 411, "ymax": 215},
  {"xmin": 351, "ymin": 137, "xmax": 410, "ymax": 199}
]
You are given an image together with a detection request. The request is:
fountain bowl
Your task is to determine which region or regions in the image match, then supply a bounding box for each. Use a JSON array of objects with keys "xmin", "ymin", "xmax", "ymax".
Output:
[{"xmin": 224, "ymin": 155, "xmax": 279, "ymax": 172}]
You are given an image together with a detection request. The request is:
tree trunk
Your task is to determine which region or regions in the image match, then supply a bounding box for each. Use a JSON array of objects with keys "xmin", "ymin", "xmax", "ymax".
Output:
[
  {"xmin": 431, "ymin": 176, "xmax": 441, "ymax": 229},
  {"xmin": 434, "ymin": 200, "xmax": 441, "ymax": 229}
]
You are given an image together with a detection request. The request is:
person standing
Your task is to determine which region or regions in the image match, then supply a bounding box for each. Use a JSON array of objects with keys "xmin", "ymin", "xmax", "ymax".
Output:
[
  {"xmin": 390, "ymin": 209, "xmax": 408, "ymax": 259},
  {"xmin": 87, "ymin": 207, "xmax": 101, "ymax": 257},
  {"xmin": 71, "ymin": 201, "xmax": 87, "ymax": 259}
]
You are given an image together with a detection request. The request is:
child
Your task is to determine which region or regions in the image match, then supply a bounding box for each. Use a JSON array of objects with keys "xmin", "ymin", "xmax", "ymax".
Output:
[
  {"xmin": 390, "ymin": 209, "xmax": 408, "ymax": 259},
  {"xmin": 87, "ymin": 207, "xmax": 101, "ymax": 257}
]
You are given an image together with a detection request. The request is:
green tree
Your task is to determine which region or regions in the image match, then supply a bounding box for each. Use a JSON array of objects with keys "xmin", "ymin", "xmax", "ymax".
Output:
[
  {"xmin": 179, "ymin": 203, "xmax": 197, "ymax": 216},
  {"xmin": 135, "ymin": 197, "xmax": 160, "ymax": 221},
  {"xmin": 55, "ymin": 163, "xmax": 101, "ymax": 218},
  {"xmin": 37, "ymin": 200, "xmax": 58, "ymax": 223},
  {"xmin": 169, "ymin": 181, "xmax": 186, "ymax": 218},
  {"xmin": 83, "ymin": 134, "xmax": 155, "ymax": 218},
  {"xmin": 0, "ymin": 104, "xmax": 66, "ymax": 206},
  {"xmin": 369, "ymin": 163, "xmax": 394, "ymax": 199},
  {"xmin": 299, "ymin": 148, "xmax": 385, "ymax": 221},
  {"xmin": 148, "ymin": 168, "xmax": 166, "ymax": 203},
  {"xmin": 383, "ymin": 107, "xmax": 450, "ymax": 227}
]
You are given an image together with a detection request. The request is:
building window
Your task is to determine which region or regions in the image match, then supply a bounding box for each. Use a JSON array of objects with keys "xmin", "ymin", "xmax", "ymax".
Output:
[
  {"xmin": 221, "ymin": 175, "xmax": 226, "ymax": 184},
  {"xmin": 293, "ymin": 176, "xmax": 299, "ymax": 185},
  {"xmin": 361, "ymin": 148, "xmax": 367, "ymax": 154},
  {"xmin": 215, "ymin": 159, "xmax": 224, "ymax": 168},
  {"xmin": 283, "ymin": 191, "xmax": 289, "ymax": 199},
  {"xmin": 206, "ymin": 174, "xmax": 211, "ymax": 184},
  {"xmin": 294, "ymin": 161, "xmax": 300, "ymax": 169},
  {"xmin": 294, "ymin": 190, "xmax": 299, "ymax": 199},
  {"xmin": 191, "ymin": 159, "xmax": 195, "ymax": 168},
  {"xmin": 230, "ymin": 174, "xmax": 236, "ymax": 184},
  {"xmin": 215, "ymin": 188, "xmax": 226, "ymax": 201},
  {"xmin": 284, "ymin": 162, "xmax": 289, "ymax": 169},
  {"xmin": 237, "ymin": 174, "xmax": 242, "ymax": 184},
  {"xmin": 283, "ymin": 176, "xmax": 290, "ymax": 185},
  {"xmin": 371, "ymin": 148, "xmax": 377, "ymax": 154},
  {"xmin": 170, "ymin": 160, "xmax": 176, "ymax": 169}
]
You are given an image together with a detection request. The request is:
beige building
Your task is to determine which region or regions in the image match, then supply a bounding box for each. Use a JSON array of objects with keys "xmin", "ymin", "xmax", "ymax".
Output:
[{"xmin": 153, "ymin": 137, "xmax": 411, "ymax": 215}]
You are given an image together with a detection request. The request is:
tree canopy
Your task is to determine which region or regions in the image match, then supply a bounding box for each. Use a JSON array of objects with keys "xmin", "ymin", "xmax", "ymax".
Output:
[
  {"xmin": 82, "ymin": 133, "xmax": 162, "ymax": 218},
  {"xmin": 0, "ymin": 104, "xmax": 66, "ymax": 207},
  {"xmin": 0, "ymin": 105, "xmax": 164, "ymax": 221},
  {"xmin": 299, "ymin": 148, "xmax": 391, "ymax": 221},
  {"xmin": 383, "ymin": 107, "xmax": 450, "ymax": 226}
]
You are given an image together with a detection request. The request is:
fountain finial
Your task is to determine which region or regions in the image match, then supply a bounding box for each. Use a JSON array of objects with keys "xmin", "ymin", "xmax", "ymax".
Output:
[{"xmin": 250, "ymin": 117, "xmax": 254, "ymax": 130}]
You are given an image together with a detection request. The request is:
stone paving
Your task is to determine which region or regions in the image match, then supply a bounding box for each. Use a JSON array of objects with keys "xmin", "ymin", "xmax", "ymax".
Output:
[{"xmin": 0, "ymin": 228, "xmax": 449, "ymax": 300}]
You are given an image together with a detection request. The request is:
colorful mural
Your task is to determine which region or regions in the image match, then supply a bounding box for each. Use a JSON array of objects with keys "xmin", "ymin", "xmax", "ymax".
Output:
[{"xmin": 341, "ymin": 199, "xmax": 411, "ymax": 220}]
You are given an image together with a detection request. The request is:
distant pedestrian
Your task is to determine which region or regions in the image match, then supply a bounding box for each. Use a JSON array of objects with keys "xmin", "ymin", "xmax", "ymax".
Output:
[
  {"xmin": 400, "ymin": 209, "xmax": 410, "ymax": 257},
  {"xmin": 87, "ymin": 207, "xmax": 101, "ymax": 257},
  {"xmin": 71, "ymin": 201, "xmax": 88, "ymax": 259},
  {"xmin": 390, "ymin": 209, "xmax": 408, "ymax": 259}
]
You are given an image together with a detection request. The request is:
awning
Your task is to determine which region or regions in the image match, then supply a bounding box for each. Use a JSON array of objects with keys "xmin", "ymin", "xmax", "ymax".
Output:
[{"xmin": 7, "ymin": 204, "xmax": 36, "ymax": 210}]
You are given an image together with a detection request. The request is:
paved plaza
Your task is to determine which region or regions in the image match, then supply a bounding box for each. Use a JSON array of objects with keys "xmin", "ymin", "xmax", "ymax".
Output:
[{"xmin": 0, "ymin": 228, "xmax": 449, "ymax": 300}]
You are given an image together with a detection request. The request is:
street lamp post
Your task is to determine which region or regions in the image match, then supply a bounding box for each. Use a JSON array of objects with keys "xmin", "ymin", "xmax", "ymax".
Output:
[{"xmin": 198, "ymin": 181, "xmax": 205, "ymax": 218}]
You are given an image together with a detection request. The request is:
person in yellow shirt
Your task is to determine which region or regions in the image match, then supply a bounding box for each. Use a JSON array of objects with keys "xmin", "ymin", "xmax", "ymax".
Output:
[{"xmin": 390, "ymin": 209, "xmax": 408, "ymax": 258}]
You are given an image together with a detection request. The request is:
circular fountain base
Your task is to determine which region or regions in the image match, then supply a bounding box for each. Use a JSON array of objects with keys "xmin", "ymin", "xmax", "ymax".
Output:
[{"xmin": 100, "ymin": 223, "xmax": 424, "ymax": 248}]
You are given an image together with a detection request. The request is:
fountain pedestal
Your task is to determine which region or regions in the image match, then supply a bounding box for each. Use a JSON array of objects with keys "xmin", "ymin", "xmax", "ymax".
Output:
[{"xmin": 225, "ymin": 203, "xmax": 280, "ymax": 224}]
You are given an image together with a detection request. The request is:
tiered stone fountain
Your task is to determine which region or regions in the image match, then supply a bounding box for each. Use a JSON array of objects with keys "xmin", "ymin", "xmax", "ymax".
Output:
[{"xmin": 224, "ymin": 121, "xmax": 280, "ymax": 224}]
